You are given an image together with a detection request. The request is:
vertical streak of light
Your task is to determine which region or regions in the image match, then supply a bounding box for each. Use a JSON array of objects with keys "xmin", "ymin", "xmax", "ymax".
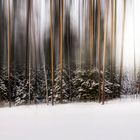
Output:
[
  {"xmin": 28, "ymin": 0, "xmax": 32, "ymax": 104},
  {"xmin": 59, "ymin": 0, "xmax": 64, "ymax": 103},
  {"xmin": 81, "ymin": 0, "xmax": 85, "ymax": 68},
  {"xmin": 8, "ymin": 0, "xmax": 11, "ymax": 107},
  {"xmin": 67, "ymin": 0, "xmax": 71, "ymax": 99},
  {"xmin": 41, "ymin": 0, "xmax": 48, "ymax": 105},
  {"xmin": 79, "ymin": 0, "xmax": 81, "ymax": 68},
  {"xmin": 26, "ymin": 0, "xmax": 30, "ymax": 80},
  {"xmin": 50, "ymin": 0, "xmax": 54, "ymax": 105},
  {"xmin": 102, "ymin": 0, "xmax": 109, "ymax": 105},
  {"xmin": 133, "ymin": 0, "xmax": 136, "ymax": 81},
  {"xmin": 110, "ymin": 0, "xmax": 113, "ymax": 82},
  {"xmin": 3, "ymin": 0, "xmax": 7, "ymax": 67},
  {"xmin": 89, "ymin": 0, "xmax": 93, "ymax": 70},
  {"xmin": 113, "ymin": 0, "xmax": 116, "ymax": 79},
  {"xmin": 97, "ymin": 0, "xmax": 101, "ymax": 102},
  {"xmin": 112, "ymin": 0, "xmax": 116, "ymax": 95},
  {"xmin": 119, "ymin": 0, "xmax": 126, "ymax": 92}
]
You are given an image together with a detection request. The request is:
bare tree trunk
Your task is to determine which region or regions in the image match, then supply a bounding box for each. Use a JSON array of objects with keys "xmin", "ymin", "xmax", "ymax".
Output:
[
  {"xmin": 80, "ymin": 0, "xmax": 85, "ymax": 69},
  {"xmin": 133, "ymin": 0, "xmax": 136, "ymax": 82},
  {"xmin": 97, "ymin": 0, "xmax": 101, "ymax": 102},
  {"xmin": 50, "ymin": 0, "xmax": 54, "ymax": 105},
  {"xmin": 8, "ymin": 0, "xmax": 11, "ymax": 107},
  {"xmin": 110, "ymin": 0, "xmax": 113, "ymax": 83},
  {"xmin": 59, "ymin": 0, "xmax": 64, "ymax": 103},
  {"xmin": 79, "ymin": 0, "xmax": 81, "ymax": 67},
  {"xmin": 89, "ymin": 0, "xmax": 94, "ymax": 70},
  {"xmin": 3, "ymin": 0, "xmax": 7, "ymax": 68},
  {"xmin": 119, "ymin": 0, "xmax": 126, "ymax": 95},
  {"xmin": 82, "ymin": 0, "xmax": 85, "ymax": 68},
  {"xmin": 28, "ymin": 0, "xmax": 32, "ymax": 104},
  {"xmin": 112, "ymin": 0, "xmax": 117, "ymax": 96},
  {"xmin": 26, "ymin": 0, "xmax": 31, "ymax": 80},
  {"xmin": 102, "ymin": 0, "xmax": 109, "ymax": 105}
]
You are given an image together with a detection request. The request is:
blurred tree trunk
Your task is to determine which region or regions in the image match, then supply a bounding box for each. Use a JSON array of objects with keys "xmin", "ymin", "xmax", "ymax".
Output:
[
  {"xmin": 97, "ymin": 0, "xmax": 101, "ymax": 102},
  {"xmin": 111, "ymin": 0, "xmax": 117, "ymax": 96},
  {"xmin": 110, "ymin": 0, "xmax": 113, "ymax": 83},
  {"xmin": 3, "ymin": 0, "xmax": 7, "ymax": 68},
  {"xmin": 133, "ymin": 0, "xmax": 136, "ymax": 82},
  {"xmin": 59, "ymin": 0, "xmax": 64, "ymax": 103},
  {"xmin": 25, "ymin": 0, "xmax": 31, "ymax": 80},
  {"xmin": 89, "ymin": 0, "xmax": 94, "ymax": 70},
  {"xmin": 11, "ymin": 0, "xmax": 17, "ymax": 70},
  {"xmin": 8, "ymin": 0, "xmax": 11, "ymax": 107},
  {"xmin": 27, "ymin": 0, "xmax": 32, "ymax": 104},
  {"xmin": 119, "ymin": 0, "xmax": 126, "ymax": 95},
  {"xmin": 50, "ymin": 0, "xmax": 54, "ymax": 105},
  {"xmin": 102, "ymin": 0, "xmax": 109, "ymax": 105},
  {"xmin": 79, "ymin": 0, "xmax": 81, "ymax": 67}
]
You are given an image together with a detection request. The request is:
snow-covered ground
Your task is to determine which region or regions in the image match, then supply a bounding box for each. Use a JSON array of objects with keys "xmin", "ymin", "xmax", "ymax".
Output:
[{"xmin": 0, "ymin": 97, "xmax": 140, "ymax": 140}]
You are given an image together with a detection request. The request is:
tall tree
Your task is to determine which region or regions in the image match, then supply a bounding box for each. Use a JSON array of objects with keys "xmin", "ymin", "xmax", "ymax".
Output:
[
  {"xmin": 3, "ymin": 0, "xmax": 7, "ymax": 68},
  {"xmin": 25, "ymin": 0, "xmax": 31, "ymax": 80},
  {"xmin": 97, "ymin": 0, "xmax": 101, "ymax": 102},
  {"xmin": 79, "ymin": 0, "xmax": 81, "ymax": 67},
  {"xmin": 59, "ymin": 0, "xmax": 64, "ymax": 103},
  {"xmin": 102, "ymin": 0, "xmax": 109, "ymax": 105},
  {"xmin": 110, "ymin": 0, "xmax": 113, "ymax": 83},
  {"xmin": 119, "ymin": 0, "xmax": 126, "ymax": 94},
  {"xmin": 89, "ymin": 0, "xmax": 94, "ymax": 70},
  {"xmin": 133, "ymin": 0, "xmax": 136, "ymax": 82},
  {"xmin": 8, "ymin": 0, "xmax": 11, "ymax": 107},
  {"xmin": 27, "ymin": 0, "xmax": 32, "ymax": 104},
  {"xmin": 111, "ymin": 0, "xmax": 117, "ymax": 96},
  {"xmin": 50, "ymin": 0, "xmax": 54, "ymax": 105}
]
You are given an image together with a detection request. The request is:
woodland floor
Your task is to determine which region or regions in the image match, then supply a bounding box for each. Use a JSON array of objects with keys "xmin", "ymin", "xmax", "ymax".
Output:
[{"xmin": 0, "ymin": 96, "xmax": 140, "ymax": 140}]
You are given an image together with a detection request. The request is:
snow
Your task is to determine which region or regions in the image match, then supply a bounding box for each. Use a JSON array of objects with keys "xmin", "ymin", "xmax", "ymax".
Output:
[{"xmin": 0, "ymin": 98, "xmax": 140, "ymax": 140}]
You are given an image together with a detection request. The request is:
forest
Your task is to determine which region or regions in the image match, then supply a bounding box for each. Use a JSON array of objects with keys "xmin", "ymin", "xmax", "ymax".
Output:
[{"xmin": 0, "ymin": 0, "xmax": 139, "ymax": 107}]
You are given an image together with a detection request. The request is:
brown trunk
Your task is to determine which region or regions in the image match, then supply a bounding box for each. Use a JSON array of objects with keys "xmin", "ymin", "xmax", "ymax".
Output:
[
  {"xmin": 50, "ymin": 0, "xmax": 54, "ymax": 105},
  {"xmin": 102, "ymin": 0, "xmax": 109, "ymax": 105},
  {"xmin": 89, "ymin": 0, "xmax": 94, "ymax": 70},
  {"xmin": 27, "ymin": 0, "xmax": 32, "ymax": 104},
  {"xmin": 110, "ymin": 0, "xmax": 113, "ymax": 83},
  {"xmin": 97, "ymin": 0, "xmax": 101, "ymax": 102},
  {"xmin": 59, "ymin": 0, "xmax": 64, "ymax": 103},
  {"xmin": 119, "ymin": 0, "xmax": 126, "ymax": 94}
]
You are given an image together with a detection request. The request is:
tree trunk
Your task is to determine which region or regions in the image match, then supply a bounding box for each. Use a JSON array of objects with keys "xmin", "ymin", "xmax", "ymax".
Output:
[
  {"xmin": 89, "ymin": 0, "xmax": 94, "ymax": 70},
  {"xmin": 50, "ymin": 0, "xmax": 54, "ymax": 105},
  {"xmin": 102, "ymin": 0, "xmax": 109, "ymax": 105},
  {"xmin": 133, "ymin": 0, "xmax": 136, "ymax": 83},
  {"xmin": 119, "ymin": 0, "xmax": 126, "ymax": 95},
  {"xmin": 8, "ymin": 0, "xmax": 11, "ymax": 107},
  {"xmin": 59, "ymin": 0, "xmax": 64, "ymax": 103},
  {"xmin": 26, "ymin": 0, "xmax": 31, "ymax": 80},
  {"xmin": 97, "ymin": 0, "xmax": 101, "ymax": 102}
]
